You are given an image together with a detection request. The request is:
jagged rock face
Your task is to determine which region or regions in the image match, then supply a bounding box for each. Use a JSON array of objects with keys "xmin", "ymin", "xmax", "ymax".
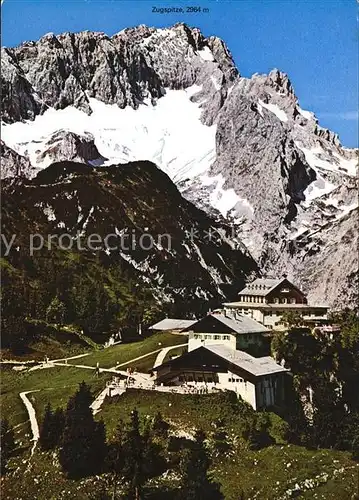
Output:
[
  {"xmin": 2, "ymin": 24, "xmax": 237, "ymax": 126},
  {"xmin": 36, "ymin": 130, "xmax": 106, "ymax": 168},
  {"xmin": 0, "ymin": 141, "xmax": 36, "ymax": 179},
  {"xmin": 2, "ymin": 160, "xmax": 258, "ymax": 310},
  {"xmin": 286, "ymin": 209, "xmax": 358, "ymax": 308},
  {"xmin": 1, "ymin": 49, "xmax": 46, "ymax": 122},
  {"xmin": 1, "ymin": 23, "xmax": 357, "ymax": 308}
]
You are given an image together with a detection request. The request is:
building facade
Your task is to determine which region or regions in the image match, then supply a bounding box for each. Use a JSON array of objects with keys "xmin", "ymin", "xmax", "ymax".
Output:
[
  {"xmin": 184, "ymin": 312, "xmax": 269, "ymax": 353},
  {"xmin": 223, "ymin": 278, "xmax": 329, "ymax": 330},
  {"xmin": 154, "ymin": 344, "xmax": 288, "ymax": 410}
]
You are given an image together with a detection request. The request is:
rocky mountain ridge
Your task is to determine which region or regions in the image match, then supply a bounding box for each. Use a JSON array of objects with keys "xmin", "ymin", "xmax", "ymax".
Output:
[
  {"xmin": 2, "ymin": 160, "xmax": 258, "ymax": 314},
  {"xmin": 1, "ymin": 23, "xmax": 357, "ymax": 308}
]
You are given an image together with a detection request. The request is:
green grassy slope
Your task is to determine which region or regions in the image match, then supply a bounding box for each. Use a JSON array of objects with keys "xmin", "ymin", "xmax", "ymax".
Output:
[
  {"xmin": 2, "ymin": 332, "xmax": 359, "ymax": 500},
  {"xmin": 79, "ymin": 332, "xmax": 188, "ymax": 368}
]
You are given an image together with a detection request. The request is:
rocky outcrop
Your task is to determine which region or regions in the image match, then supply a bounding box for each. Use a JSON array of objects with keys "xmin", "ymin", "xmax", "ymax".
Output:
[
  {"xmin": 36, "ymin": 130, "xmax": 106, "ymax": 167},
  {"xmin": 2, "ymin": 160, "xmax": 258, "ymax": 311},
  {"xmin": 287, "ymin": 208, "xmax": 358, "ymax": 308},
  {"xmin": 0, "ymin": 141, "xmax": 36, "ymax": 179},
  {"xmin": 1, "ymin": 24, "xmax": 237, "ymax": 126}
]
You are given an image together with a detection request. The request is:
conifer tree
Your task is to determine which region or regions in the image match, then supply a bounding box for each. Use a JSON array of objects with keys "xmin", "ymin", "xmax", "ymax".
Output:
[
  {"xmin": 59, "ymin": 382, "xmax": 107, "ymax": 478},
  {"xmin": 39, "ymin": 402, "xmax": 54, "ymax": 451},
  {"xmin": 122, "ymin": 409, "xmax": 144, "ymax": 500},
  {"xmin": 0, "ymin": 418, "xmax": 16, "ymax": 474},
  {"xmin": 46, "ymin": 296, "xmax": 66, "ymax": 325},
  {"xmin": 52, "ymin": 407, "xmax": 65, "ymax": 445},
  {"xmin": 178, "ymin": 430, "xmax": 223, "ymax": 500},
  {"xmin": 107, "ymin": 419, "xmax": 126, "ymax": 499},
  {"xmin": 142, "ymin": 418, "xmax": 167, "ymax": 482},
  {"xmin": 152, "ymin": 412, "xmax": 170, "ymax": 439},
  {"xmin": 40, "ymin": 405, "xmax": 65, "ymax": 451}
]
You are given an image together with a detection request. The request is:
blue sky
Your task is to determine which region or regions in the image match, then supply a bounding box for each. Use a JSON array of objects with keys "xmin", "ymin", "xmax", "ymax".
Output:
[{"xmin": 2, "ymin": 0, "xmax": 358, "ymax": 147}]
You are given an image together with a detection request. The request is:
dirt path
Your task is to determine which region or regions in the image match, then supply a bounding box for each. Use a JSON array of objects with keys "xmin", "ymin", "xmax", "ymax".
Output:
[
  {"xmin": 153, "ymin": 344, "xmax": 187, "ymax": 368},
  {"xmin": 19, "ymin": 390, "xmax": 40, "ymax": 455},
  {"xmin": 51, "ymin": 353, "xmax": 91, "ymax": 362},
  {"xmin": 112, "ymin": 348, "xmax": 162, "ymax": 368}
]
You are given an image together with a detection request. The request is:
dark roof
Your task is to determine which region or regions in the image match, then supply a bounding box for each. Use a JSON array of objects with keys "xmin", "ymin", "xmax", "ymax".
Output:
[
  {"xmin": 155, "ymin": 344, "xmax": 288, "ymax": 378},
  {"xmin": 238, "ymin": 278, "xmax": 284, "ymax": 296},
  {"xmin": 238, "ymin": 277, "xmax": 307, "ymax": 297}
]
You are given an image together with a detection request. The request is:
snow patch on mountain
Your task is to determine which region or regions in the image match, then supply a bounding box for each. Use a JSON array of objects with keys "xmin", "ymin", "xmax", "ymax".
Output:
[
  {"xmin": 198, "ymin": 47, "xmax": 214, "ymax": 61},
  {"xmin": 258, "ymin": 99, "xmax": 288, "ymax": 122},
  {"xmin": 200, "ymin": 174, "xmax": 239, "ymax": 217},
  {"xmin": 296, "ymin": 143, "xmax": 357, "ymax": 177},
  {"xmin": 303, "ymin": 174, "xmax": 335, "ymax": 206},
  {"xmin": 211, "ymin": 75, "xmax": 221, "ymax": 91},
  {"xmin": 297, "ymin": 106, "xmax": 314, "ymax": 121},
  {"xmin": 1, "ymin": 85, "xmax": 216, "ymax": 183}
]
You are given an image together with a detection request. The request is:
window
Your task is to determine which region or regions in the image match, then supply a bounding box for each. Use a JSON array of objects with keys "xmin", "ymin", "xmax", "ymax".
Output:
[
  {"xmin": 274, "ymin": 298, "xmax": 280, "ymax": 304},
  {"xmin": 290, "ymin": 298, "xmax": 296, "ymax": 304},
  {"xmin": 281, "ymin": 298, "xmax": 287, "ymax": 304},
  {"xmin": 214, "ymin": 335, "xmax": 221, "ymax": 340},
  {"xmin": 205, "ymin": 335, "xmax": 211, "ymax": 339},
  {"xmin": 194, "ymin": 334, "xmax": 200, "ymax": 339},
  {"xmin": 223, "ymin": 335, "xmax": 230, "ymax": 340}
]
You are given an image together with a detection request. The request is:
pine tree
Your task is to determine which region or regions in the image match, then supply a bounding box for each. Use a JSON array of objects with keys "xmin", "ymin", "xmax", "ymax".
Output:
[
  {"xmin": 39, "ymin": 402, "xmax": 54, "ymax": 450},
  {"xmin": 311, "ymin": 379, "xmax": 347, "ymax": 449},
  {"xmin": 1, "ymin": 264, "xmax": 27, "ymax": 353},
  {"xmin": 107, "ymin": 419, "xmax": 126, "ymax": 499},
  {"xmin": 152, "ymin": 412, "xmax": 170, "ymax": 439},
  {"xmin": 178, "ymin": 430, "xmax": 223, "ymax": 500},
  {"xmin": 0, "ymin": 418, "xmax": 16, "ymax": 474},
  {"xmin": 142, "ymin": 419, "xmax": 167, "ymax": 482},
  {"xmin": 246, "ymin": 413, "xmax": 274, "ymax": 450},
  {"xmin": 46, "ymin": 296, "xmax": 66, "ymax": 325},
  {"xmin": 52, "ymin": 407, "xmax": 65, "ymax": 446},
  {"xmin": 122, "ymin": 409, "xmax": 144, "ymax": 500},
  {"xmin": 40, "ymin": 404, "xmax": 65, "ymax": 451},
  {"xmin": 59, "ymin": 382, "xmax": 107, "ymax": 478}
]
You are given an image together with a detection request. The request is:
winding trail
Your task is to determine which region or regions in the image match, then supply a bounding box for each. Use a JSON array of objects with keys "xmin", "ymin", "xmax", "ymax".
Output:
[
  {"xmin": 19, "ymin": 390, "xmax": 40, "ymax": 455},
  {"xmin": 17, "ymin": 343, "xmax": 188, "ymax": 423},
  {"xmin": 153, "ymin": 343, "xmax": 187, "ymax": 368}
]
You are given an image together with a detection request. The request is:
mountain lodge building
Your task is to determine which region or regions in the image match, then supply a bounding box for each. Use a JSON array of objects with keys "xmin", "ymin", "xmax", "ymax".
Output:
[{"xmin": 223, "ymin": 277, "xmax": 329, "ymax": 330}]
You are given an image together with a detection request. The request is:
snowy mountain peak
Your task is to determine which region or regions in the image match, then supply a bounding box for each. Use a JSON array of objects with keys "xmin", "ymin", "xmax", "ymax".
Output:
[{"xmin": 1, "ymin": 24, "xmax": 358, "ymax": 308}]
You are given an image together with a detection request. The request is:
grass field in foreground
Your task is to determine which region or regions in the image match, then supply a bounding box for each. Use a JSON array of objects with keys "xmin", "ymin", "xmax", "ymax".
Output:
[
  {"xmin": 2, "ymin": 376, "xmax": 359, "ymax": 499},
  {"xmin": 98, "ymin": 389, "xmax": 359, "ymax": 500}
]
